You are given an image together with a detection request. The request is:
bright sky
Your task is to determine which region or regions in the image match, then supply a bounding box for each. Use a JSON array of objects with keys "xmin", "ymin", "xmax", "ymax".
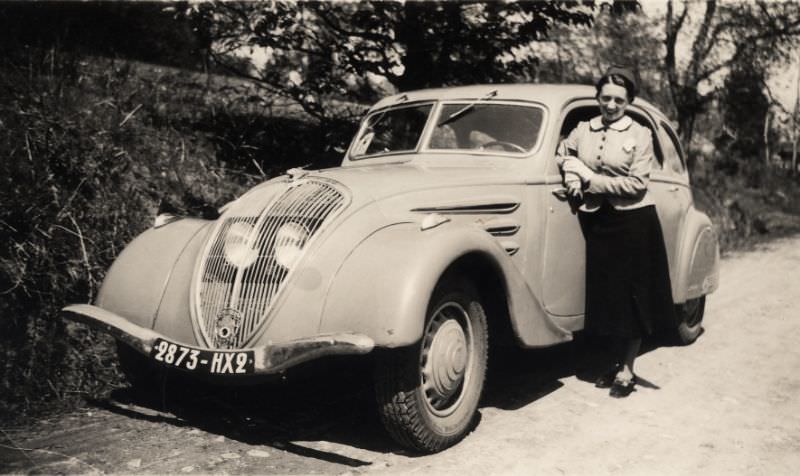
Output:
[{"xmin": 640, "ymin": 0, "xmax": 798, "ymax": 111}]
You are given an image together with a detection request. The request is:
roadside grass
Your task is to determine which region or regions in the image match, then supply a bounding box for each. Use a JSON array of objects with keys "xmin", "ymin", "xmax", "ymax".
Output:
[
  {"xmin": 1, "ymin": 50, "xmax": 798, "ymax": 424},
  {"xmin": 0, "ymin": 50, "xmax": 358, "ymax": 423}
]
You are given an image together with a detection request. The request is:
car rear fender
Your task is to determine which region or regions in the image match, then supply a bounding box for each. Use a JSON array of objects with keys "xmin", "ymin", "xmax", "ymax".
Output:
[
  {"xmin": 673, "ymin": 207, "xmax": 720, "ymax": 303},
  {"xmin": 95, "ymin": 219, "xmax": 211, "ymax": 344},
  {"xmin": 319, "ymin": 222, "xmax": 572, "ymax": 348}
]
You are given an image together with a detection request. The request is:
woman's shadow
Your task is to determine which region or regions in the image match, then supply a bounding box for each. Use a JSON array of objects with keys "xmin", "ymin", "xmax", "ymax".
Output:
[{"xmin": 483, "ymin": 332, "xmax": 667, "ymax": 410}]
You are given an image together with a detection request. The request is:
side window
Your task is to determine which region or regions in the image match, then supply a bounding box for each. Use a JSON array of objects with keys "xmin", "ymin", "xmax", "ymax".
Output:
[
  {"xmin": 559, "ymin": 105, "xmax": 597, "ymax": 140},
  {"xmin": 658, "ymin": 121, "xmax": 686, "ymax": 175},
  {"xmin": 557, "ymin": 105, "xmax": 665, "ymax": 168},
  {"xmin": 627, "ymin": 111, "xmax": 664, "ymax": 167},
  {"xmin": 554, "ymin": 105, "xmax": 598, "ymax": 173}
]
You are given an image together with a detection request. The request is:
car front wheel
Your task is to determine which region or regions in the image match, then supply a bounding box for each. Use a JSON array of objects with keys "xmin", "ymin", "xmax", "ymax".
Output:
[{"xmin": 374, "ymin": 278, "xmax": 488, "ymax": 453}]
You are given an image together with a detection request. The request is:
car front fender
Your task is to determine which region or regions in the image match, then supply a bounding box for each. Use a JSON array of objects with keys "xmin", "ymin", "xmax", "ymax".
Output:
[
  {"xmin": 96, "ymin": 218, "xmax": 212, "ymax": 344},
  {"xmin": 319, "ymin": 221, "xmax": 572, "ymax": 348},
  {"xmin": 673, "ymin": 207, "xmax": 720, "ymax": 303}
]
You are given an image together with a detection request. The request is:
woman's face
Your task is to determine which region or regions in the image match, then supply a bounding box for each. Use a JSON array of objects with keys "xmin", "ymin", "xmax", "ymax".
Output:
[{"xmin": 597, "ymin": 82, "xmax": 629, "ymax": 123}]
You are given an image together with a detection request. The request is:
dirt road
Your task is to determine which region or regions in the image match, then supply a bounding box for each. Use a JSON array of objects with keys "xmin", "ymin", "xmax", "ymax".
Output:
[{"xmin": 2, "ymin": 236, "xmax": 800, "ymax": 475}]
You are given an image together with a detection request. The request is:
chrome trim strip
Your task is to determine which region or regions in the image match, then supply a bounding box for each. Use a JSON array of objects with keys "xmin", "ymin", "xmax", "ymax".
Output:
[
  {"xmin": 484, "ymin": 224, "xmax": 520, "ymax": 237},
  {"xmin": 411, "ymin": 202, "xmax": 520, "ymax": 214},
  {"xmin": 62, "ymin": 304, "xmax": 374, "ymax": 374}
]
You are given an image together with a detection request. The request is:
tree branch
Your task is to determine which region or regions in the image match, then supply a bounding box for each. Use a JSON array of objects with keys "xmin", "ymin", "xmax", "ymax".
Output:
[{"xmin": 315, "ymin": 7, "xmax": 395, "ymax": 45}]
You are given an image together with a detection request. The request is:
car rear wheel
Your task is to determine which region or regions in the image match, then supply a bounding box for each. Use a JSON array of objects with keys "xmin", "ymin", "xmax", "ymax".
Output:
[
  {"xmin": 374, "ymin": 278, "xmax": 488, "ymax": 453},
  {"xmin": 674, "ymin": 296, "xmax": 705, "ymax": 345}
]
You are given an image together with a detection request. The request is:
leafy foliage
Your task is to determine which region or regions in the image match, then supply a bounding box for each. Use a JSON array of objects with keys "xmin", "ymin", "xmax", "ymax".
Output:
[
  {"xmin": 664, "ymin": 0, "xmax": 800, "ymax": 155},
  {"xmin": 0, "ymin": 1, "xmax": 207, "ymax": 70},
  {"xmin": 532, "ymin": 5, "xmax": 670, "ymax": 109},
  {"xmin": 188, "ymin": 1, "xmax": 597, "ymax": 121},
  {"xmin": 0, "ymin": 46, "xmax": 355, "ymax": 420}
]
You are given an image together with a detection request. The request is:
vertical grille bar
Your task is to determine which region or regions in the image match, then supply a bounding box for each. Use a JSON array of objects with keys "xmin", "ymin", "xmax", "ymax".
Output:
[{"xmin": 194, "ymin": 179, "xmax": 346, "ymax": 348}]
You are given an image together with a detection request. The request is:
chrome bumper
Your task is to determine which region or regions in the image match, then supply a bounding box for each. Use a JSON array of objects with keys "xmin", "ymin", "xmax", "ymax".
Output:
[{"xmin": 61, "ymin": 304, "xmax": 375, "ymax": 374}]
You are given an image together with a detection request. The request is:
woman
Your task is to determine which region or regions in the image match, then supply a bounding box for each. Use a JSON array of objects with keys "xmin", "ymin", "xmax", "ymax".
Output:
[{"xmin": 557, "ymin": 66, "xmax": 675, "ymax": 398}]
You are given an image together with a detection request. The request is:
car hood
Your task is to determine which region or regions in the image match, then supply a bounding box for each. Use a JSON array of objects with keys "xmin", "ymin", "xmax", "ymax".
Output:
[{"xmin": 289, "ymin": 156, "xmax": 523, "ymax": 203}]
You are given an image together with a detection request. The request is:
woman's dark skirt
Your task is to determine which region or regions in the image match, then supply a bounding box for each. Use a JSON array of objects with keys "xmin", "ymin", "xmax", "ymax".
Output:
[{"xmin": 578, "ymin": 202, "xmax": 675, "ymax": 339}]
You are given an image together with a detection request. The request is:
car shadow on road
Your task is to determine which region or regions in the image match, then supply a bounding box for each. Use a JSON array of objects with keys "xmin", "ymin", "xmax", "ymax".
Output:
[
  {"xmin": 483, "ymin": 333, "xmax": 667, "ymax": 410},
  {"xmin": 96, "ymin": 355, "xmax": 399, "ymax": 466},
  {"xmin": 92, "ymin": 335, "xmax": 673, "ymax": 463}
]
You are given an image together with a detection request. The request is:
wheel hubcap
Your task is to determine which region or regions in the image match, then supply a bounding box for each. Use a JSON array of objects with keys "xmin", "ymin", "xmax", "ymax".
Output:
[{"xmin": 421, "ymin": 302, "xmax": 472, "ymax": 416}]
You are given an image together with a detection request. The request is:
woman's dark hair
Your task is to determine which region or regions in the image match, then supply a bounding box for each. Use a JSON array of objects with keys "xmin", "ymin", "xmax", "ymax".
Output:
[{"xmin": 595, "ymin": 70, "xmax": 637, "ymax": 102}]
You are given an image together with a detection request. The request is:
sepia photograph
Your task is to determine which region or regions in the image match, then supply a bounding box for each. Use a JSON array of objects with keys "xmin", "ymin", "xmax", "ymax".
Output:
[{"xmin": 1, "ymin": 0, "xmax": 799, "ymax": 474}]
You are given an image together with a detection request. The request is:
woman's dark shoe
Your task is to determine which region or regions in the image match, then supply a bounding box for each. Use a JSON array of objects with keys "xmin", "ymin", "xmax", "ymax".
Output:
[
  {"xmin": 594, "ymin": 366, "xmax": 620, "ymax": 388},
  {"xmin": 609, "ymin": 376, "xmax": 637, "ymax": 398}
]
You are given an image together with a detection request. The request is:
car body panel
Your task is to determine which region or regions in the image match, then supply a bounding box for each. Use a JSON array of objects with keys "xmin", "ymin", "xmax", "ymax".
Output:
[
  {"xmin": 64, "ymin": 82, "xmax": 719, "ymax": 377},
  {"xmin": 96, "ymin": 218, "xmax": 211, "ymax": 339},
  {"xmin": 321, "ymin": 221, "xmax": 572, "ymax": 348}
]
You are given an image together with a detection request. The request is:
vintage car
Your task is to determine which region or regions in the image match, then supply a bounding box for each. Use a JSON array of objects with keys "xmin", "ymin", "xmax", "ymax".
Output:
[{"xmin": 63, "ymin": 84, "xmax": 719, "ymax": 453}]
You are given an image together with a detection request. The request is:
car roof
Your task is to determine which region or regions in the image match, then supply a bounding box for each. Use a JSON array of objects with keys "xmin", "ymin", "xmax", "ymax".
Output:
[{"xmin": 369, "ymin": 83, "xmax": 666, "ymax": 120}]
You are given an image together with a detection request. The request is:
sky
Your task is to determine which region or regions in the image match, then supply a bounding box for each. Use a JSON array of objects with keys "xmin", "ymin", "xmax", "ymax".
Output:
[{"xmin": 640, "ymin": 0, "xmax": 798, "ymax": 110}]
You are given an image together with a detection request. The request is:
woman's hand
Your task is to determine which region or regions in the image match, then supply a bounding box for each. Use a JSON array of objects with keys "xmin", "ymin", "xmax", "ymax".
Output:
[
  {"xmin": 566, "ymin": 179, "xmax": 583, "ymax": 199},
  {"xmin": 564, "ymin": 172, "xmax": 583, "ymax": 199},
  {"xmin": 562, "ymin": 158, "xmax": 595, "ymax": 183}
]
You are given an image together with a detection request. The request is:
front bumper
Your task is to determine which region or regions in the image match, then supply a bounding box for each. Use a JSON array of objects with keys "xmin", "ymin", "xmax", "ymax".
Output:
[{"xmin": 61, "ymin": 304, "xmax": 375, "ymax": 374}]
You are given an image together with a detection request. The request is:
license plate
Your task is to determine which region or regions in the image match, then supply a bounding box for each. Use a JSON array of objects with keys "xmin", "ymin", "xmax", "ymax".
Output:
[{"xmin": 150, "ymin": 338, "xmax": 255, "ymax": 375}]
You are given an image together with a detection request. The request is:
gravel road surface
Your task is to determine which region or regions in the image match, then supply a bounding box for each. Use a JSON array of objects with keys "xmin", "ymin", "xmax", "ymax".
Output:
[{"xmin": 2, "ymin": 236, "xmax": 799, "ymax": 475}]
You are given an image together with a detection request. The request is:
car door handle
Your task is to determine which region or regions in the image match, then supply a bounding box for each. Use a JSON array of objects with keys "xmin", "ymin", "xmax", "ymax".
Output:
[
  {"xmin": 551, "ymin": 187, "xmax": 569, "ymax": 200},
  {"xmin": 668, "ymin": 186, "xmax": 680, "ymax": 192}
]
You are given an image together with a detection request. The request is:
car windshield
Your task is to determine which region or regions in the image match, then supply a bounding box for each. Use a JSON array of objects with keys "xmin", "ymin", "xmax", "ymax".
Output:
[
  {"xmin": 428, "ymin": 103, "xmax": 544, "ymax": 154},
  {"xmin": 350, "ymin": 103, "xmax": 433, "ymax": 158}
]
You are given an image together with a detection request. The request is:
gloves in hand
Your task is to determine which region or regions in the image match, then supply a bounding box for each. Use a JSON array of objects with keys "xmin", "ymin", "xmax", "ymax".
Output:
[
  {"xmin": 563, "ymin": 172, "xmax": 582, "ymax": 199},
  {"xmin": 561, "ymin": 158, "xmax": 595, "ymax": 183}
]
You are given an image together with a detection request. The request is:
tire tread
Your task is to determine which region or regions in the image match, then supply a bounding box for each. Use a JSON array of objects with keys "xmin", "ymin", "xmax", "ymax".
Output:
[{"xmin": 374, "ymin": 278, "xmax": 488, "ymax": 453}]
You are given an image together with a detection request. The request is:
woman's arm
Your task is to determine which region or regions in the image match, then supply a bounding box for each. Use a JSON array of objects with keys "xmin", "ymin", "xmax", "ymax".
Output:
[
  {"xmin": 555, "ymin": 124, "xmax": 585, "ymax": 196},
  {"xmin": 555, "ymin": 122, "xmax": 584, "ymax": 167},
  {"xmin": 585, "ymin": 126, "xmax": 653, "ymax": 197}
]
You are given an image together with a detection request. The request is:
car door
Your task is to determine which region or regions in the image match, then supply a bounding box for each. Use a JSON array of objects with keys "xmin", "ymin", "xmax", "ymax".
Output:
[
  {"xmin": 538, "ymin": 101, "xmax": 596, "ymax": 323},
  {"xmin": 539, "ymin": 103, "xmax": 689, "ymax": 323},
  {"xmin": 648, "ymin": 120, "xmax": 691, "ymax": 283}
]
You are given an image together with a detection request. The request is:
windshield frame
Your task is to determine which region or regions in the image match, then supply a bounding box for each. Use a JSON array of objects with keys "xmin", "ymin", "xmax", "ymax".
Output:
[
  {"xmin": 346, "ymin": 98, "xmax": 549, "ymax": 161},
  {"xmin": 420, "ymin": 100, "xmax": 548, "ymax": 158},
  {"xmin": 347, "ymin": 100, "xmax": 437, "ymax": 161}
]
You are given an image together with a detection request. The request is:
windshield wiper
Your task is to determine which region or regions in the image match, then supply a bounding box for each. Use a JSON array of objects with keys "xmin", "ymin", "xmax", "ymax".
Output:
[{"xmin": 437, "ymin": 89, "xmax": 498, "ymax": 127}]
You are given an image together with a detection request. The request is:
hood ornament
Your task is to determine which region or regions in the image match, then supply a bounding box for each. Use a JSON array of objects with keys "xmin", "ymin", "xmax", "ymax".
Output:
[
  {"xmin": 215, "ymin": 308, "xmax": 242, "ymax": 348},
  {"xmin": 286, "ymin": 167, "xmax": 309, "ymax": 181}
]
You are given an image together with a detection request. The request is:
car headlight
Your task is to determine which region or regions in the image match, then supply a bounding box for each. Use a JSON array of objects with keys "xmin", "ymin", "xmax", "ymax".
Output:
[
  {"xmin": 274, "ymin": 222, "xmax": 309, "ymax": 270},
  {"xmin": 223, "ymin": 222, "xmax": 259, "ymax": 269}
]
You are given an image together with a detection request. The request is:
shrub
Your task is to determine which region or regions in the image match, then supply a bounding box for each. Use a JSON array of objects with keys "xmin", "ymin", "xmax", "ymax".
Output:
[{"xmin": 0, "ymin": 48, "xmax": 358, "ymax": 420}]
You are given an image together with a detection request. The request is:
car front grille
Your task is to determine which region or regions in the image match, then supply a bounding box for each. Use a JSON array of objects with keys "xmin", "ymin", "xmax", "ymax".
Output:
[{"xmin": 194, "ymin": 179, "xmax": 347, "ymax": 348}]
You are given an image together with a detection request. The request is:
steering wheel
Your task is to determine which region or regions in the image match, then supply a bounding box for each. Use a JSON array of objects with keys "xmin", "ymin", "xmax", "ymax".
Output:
[{"xmin": 480, "ymin": 141, "xmax": 526, "ymax": 153}]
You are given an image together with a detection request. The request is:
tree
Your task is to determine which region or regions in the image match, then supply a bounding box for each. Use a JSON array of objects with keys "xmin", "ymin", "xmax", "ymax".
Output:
[
  {"xmin": 664, "ymin": 0, "xmax": 800, "ymax": 165},
  {"xmin": 532, "ymin": 4, "xmax": 669, "ymax": 110},
  {"xmin": 187, "ymin": 1, "xmax": 599, "ymax": 122},
  {"xmin": 717, "ymin": 63, "xmax": 771, "ymax": 174}
]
